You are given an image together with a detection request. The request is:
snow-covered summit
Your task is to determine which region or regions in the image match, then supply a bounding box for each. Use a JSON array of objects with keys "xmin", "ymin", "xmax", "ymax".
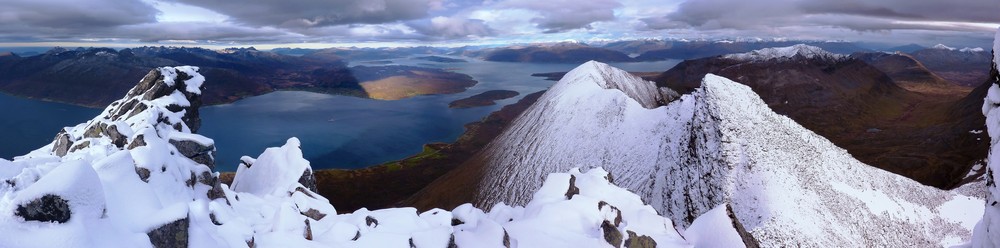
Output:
[
  {"xmin": 723, "ymin": 44, "xmax": 846, "ymax": 61},
  {"xmin": 563, "ymin": 61, "xmax": 678, "ymax": 108},
  {"xmin": 933, "ymin": 44, "xmax": 956, "ymax": 50},
  {"xmin": 444, "ymin": 62, "xmax": 982, "ymax": 246}
]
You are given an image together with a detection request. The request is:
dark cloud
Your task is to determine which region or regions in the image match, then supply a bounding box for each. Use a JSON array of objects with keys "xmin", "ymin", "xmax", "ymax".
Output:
[
  {"xmin": 167, "ymin": 0, "xmax": 436, "ymax": 28},
  {"xmin": 497, "ymin": 0, "xmax": 622, "ymax": 33},
  {"xmin": 406, "ymin": 16, "xmax": 495, "ymax": 38},
  {"xmin": 116, "ymin": 23, "xmax": 294, "ymax": 42},
  {"xmin": 0, "ymin": 0, "xmax": 158, "ymax": 29},
  {"xmin": 651, "ymin": 0, "xmax": 1000, "ymax": 32}
]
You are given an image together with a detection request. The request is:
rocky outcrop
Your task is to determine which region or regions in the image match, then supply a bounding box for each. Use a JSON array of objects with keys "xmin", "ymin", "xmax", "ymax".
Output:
[
  {"xmin": 147, "ymin": 217, "xmax": 189, "ymax": 248},
  {"xmin": 14, "ymin": 194, "xmax": 71, "ymax": 223}
]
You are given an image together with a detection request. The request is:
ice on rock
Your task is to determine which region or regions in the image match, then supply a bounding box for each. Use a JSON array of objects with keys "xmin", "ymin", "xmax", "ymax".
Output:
[{"xmin": 231, "ymin": 137, "xmax": 313, "ymax": 197}]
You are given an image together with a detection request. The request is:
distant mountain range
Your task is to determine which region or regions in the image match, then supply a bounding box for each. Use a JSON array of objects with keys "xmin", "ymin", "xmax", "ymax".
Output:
[{"xmin": 0, "ymin": 47, "xmax": 477, "ymax": 107}]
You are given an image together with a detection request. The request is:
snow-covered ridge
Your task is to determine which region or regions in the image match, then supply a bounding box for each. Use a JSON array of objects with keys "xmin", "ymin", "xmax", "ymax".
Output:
[
  {"xmin": 467, "ymin": 62, "xmax": 983, "ymax": 246},
  {"xmin": 972, "ymin": 27, "xmax": 1000, "ymax": 247},
  {"xmin": 933, "ymin": 43, "xmax": 985, "ymax": 53},
  {"xmin": 723, "ymin": 44, "xmax": 846, "ymax": 61},
  {"xmin": 0, "ymin": 65, "xmax": 745, "ymax": 247},
  {"xmin": 562, "ymin": 61, "xmax": 678, "ymax": 108}
]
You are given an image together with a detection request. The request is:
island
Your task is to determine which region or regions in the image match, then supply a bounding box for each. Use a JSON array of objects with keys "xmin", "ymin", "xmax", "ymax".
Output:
[
  {"xmin": 352, "ymin": 65, "xmax": 478, "ymax": 100},
  {"xmin": 448, "ymin": 90, "xmax": 520, "ymax": 108},
  {"xmin": 415, "ymin": 55, "xmax": 467, "ymax": 63}
]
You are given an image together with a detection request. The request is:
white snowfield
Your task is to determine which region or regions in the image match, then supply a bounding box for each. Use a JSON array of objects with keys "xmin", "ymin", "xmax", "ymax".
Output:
[
  {"xmin": 971, "ymin": 27, "xmax": 1000, "ymax": 247},
  {"xmin": 723, "ymin": 44, "xmax": 846, "ymax": 62},
  {"xmin": 0, "ymin": 65, "xmax": 745, "ymax": 247},
  {"xmin": 470, "ymin": 61, "xmax": 985, "ymax": 246}
]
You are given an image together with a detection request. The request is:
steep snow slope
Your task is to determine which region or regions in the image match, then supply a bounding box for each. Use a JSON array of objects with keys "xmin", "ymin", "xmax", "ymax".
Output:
[
  {"xmin": 973, "ymin": 28, "xmax": 1000, "ymax": 247},
  {"xmin": 423, "ymin": 61, "xmax": 983, "ymax": 246},
  {"xmin": 0, "ymin": 66, "xmax": 741, "ymax": 247}
]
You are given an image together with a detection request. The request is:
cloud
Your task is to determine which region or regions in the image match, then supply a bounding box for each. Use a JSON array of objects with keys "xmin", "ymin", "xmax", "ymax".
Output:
[
  {"xmin": 495, "ymin": 0, "xmax": 622, "ymax": 33},
  {"xmin": 0, "ymin": 0, "xmax": 158, "ymax": 29},
  {"xmin": 406, "ymin": 16, "xmax": 495, "ymax": 38},
  {"xmin": 166, "ymin": 0, "xmax": 436, "ymax": 28},
  {"xmin": 649, "ymin": 0, "xmax": 1000, "ymax": 32},
  {"xmin": 116, "ymin": 23, "xmax": 296, "ymax": 42}
]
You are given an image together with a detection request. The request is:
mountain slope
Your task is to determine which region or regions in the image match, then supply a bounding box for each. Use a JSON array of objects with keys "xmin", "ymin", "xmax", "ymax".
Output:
[
  {"xmin": 655, "ymin": 45, "xmax": 985, "ymax": 188},
  {"xmin": 410, "ymin": 61, "xmax": 982, "ymax": 246}
]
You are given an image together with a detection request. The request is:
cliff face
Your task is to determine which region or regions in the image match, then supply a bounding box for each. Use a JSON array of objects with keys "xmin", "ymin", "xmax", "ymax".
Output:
[{"xmin": 972, "ymin": 29, "xmax": 1000, "ymax": 246}]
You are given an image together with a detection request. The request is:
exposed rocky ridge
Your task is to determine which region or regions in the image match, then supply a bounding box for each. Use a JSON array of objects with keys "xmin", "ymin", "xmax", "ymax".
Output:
[
  {"xmin": 411, "ymin": 62, "xmax": 983, "ymax": 246},
  {"xmin": 656, "ymin": 46, "xmax": 985, "ymax": 189}
]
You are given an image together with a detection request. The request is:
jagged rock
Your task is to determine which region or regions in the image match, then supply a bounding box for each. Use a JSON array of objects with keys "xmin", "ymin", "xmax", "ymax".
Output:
[
  {"xmin": 601, "ymin": 221, "xmax": 623, "ymax": 247},
  {"xmin": 69, "ymin": 140, "xmax": 91, "ymax": 152},
  {"xmin": 14, "ymin": 194, "xmax": 71, "ymax": 223},
  {"xmin": 128, "ymin": 134, "xmax": 147, "ymax": 150},
  {"xmin": 502, "ymin": 229, "xmax": 511, "ymax": 248},
  {"xmin": 727, "ymin": 204, "xmax": 760, "ymax": 248},
  {"xmin": 51, "ymin": 130, "xmax": 71, "ymax": 157},
  {"xmin": 598, "ymin": 201, "xmax": 623, "ymax": 226},
  {"xmin": 304, "ymin": 219, "xmax": 313, "ymax": 240},
  {"xmin": 297, "ymin": 169, "xmax": 317, "ymax": 193},
  {"xmin": 135, "ymin": 166, "xmax": 151, "ymax": 183},
  {"xmin": 147, "ymin": 217, "xmax": 189, "ymax": 248},
  {"xmin": 624, "ymin": 231, "xmax": 656, "ymax": 248},
  {"xmin": 301, "ymin": 208, "xmax": 327, "ymax": 221},
  {"xmin": 366, "ymin": 216, "xmax": 379, "ymax": 228},
  {"xmin": 565, "ymin": 175, "xmax": 580, "ymax": 199},
  {"xmin": 168, "ymin": 139, "xmax": 215, "ymax": 169}
]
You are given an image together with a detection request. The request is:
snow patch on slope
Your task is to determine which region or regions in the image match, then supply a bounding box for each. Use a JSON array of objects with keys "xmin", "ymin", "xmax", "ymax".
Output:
[{"xmin": 723, "ymin": 44, "xmax": 846, "ymax": 61}]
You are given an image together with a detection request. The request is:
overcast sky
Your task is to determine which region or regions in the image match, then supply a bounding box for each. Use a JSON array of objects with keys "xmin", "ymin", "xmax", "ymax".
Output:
[{"xmin": 0, "ymin": 0, "xmax": 998, "ymax": 48}]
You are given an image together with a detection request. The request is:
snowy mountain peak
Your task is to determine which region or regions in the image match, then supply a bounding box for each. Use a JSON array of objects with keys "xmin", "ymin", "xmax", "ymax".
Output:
[
  {"xmin": 933, "ymin": 44, "xmax": 956, "ymax": 50},
  {"xmin": 723, "ymin": 44, "xmax": 846, "ymax": 61},
  {"xmin": 444, "ymin": 62, "xmax": 983, "ymax": 246},
  {"xmin": 561, "ymin": 61, "xmax": 679, "ymax": 108}
]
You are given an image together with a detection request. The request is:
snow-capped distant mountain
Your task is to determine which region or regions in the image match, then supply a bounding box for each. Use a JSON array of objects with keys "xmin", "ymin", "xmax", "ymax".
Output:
[
  {"xmin": 0, "ymin": 66, "xmax": 745, "ymax": 247},
  {"xmin": 412, "ymin": 61, "xmax": 983, "ymax": 246},
  {"xmin": 723, "ymin": 44, "xmax": 846, "ymax": 61}
]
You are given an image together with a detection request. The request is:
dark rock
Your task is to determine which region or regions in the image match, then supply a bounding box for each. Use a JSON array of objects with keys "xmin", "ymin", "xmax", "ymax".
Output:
[
  {"xmin": 168, "ymin": 139, "xmax": 215, "ymax": 169},
  {"xmin": 601, "ymin": 221, "xmax": 623, "ymax": 248},
  {"xmin": 209, "ymin": 213, "xmax": 222, "ymax": 225},
  {"xmin": 409, "ymin": 238, "xmax": 416, "ymax": 248},
  {"xmin": 726, "ymin": 204, "xmax": 760, "ymax": 248},
  {"xmin": 14, "ymin": 194, "xmax": 71, "ymax": 223},
  {"xmin": 302, "ymin": 208, "xmax": 327, "ymax": 221},
  {"xmin": 83, "ymin": 122, "xmax": 107, "ymax": 138},
  {"xmin": 503, "ymin": 229, "xmax": 511, "ymax": 248},
  {"xmin": 147, "ymin": 216, "xmax": 189, "ymax": 248},
  {"xmin": 293, "ymin": 187, "xmax": 316, "ymax": 199},
  {"xmin": 565, "ymin": 175, "xmax": 580, "ymax": 199},
  {"xmin": 352, "ymin": 231, "xmax": 361, "ymax": 241},
  {"xmin": 366, "ymin": 216, "xmax": 379, "ymax": 228},
  {"xmin": 304, "ymin": 219, "xmax": 313, "ymax": 240},
  {"xmin": 447, "ymin": 234, "xmax": 458, "ymax": 248},
  {"xmin": 451, "ymin": 218, "xmax": 465, "ymax": 226},
  {"xmin": 52, "ymin": 131, "xmax": 72, "ymax": 156},
  {"xmin": 128, "ymin": 134, "xmax": 147, "ymax": 150},
  {"xmin": 298, "ymin": 169, "xmax": 317, "ymax": 193},
  {"xmin": 105, "ymin": 124, "xmax": 127, "ymax": 148},
  {"xmin": 624, "ymin": 231, "xmax": 657, "ymax": 248},
  {"xmin": 246, "ymin": 237, "xmax": 255, "ymax": 248},
  {"xmin": 135, "ymin": 166, "xmax": 151, "ymax": 183},
  {"xmin": 69, "ymin": 140, "xmax": 91, "ymax": 152}
]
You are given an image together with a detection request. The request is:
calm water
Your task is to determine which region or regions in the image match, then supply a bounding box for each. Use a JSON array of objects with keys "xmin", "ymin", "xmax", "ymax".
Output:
[{"xmin": 0, "ymin": 58, "xmax": 680, "ymax": 171}]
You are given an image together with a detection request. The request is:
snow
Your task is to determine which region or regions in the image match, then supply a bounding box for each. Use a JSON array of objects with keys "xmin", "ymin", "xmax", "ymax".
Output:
[
  {"xmin": 231, "ymin": 138, "xmax": 311, "ymax": 197},
  {"xmin": 723, "ymin": 44, "xmax": 846, "ymax": 61},
  {"xmin": 971, "ymin": 27, "xmax": 1000, "ymax": 248},
  {"xmin": 962, "ymin": 47, "xmax": 986, "ymax": 53},
  {"xmin": 685, "ymin": 205, "xmax": 745, "ymax": 247},
  {"xmin": 934, "ymin": 44, "xmax": 957, "ymax": 50},
  {"xmin": 468, "ymin": 61, "xmax": 984, "ymax": 246}
]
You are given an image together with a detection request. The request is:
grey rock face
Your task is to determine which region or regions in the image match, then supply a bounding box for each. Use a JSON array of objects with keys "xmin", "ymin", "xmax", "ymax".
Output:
[
  {"xmin": 14, "ymin": 194, "xmax": 71, "ymax": 223},
  {"xmin": 297, "ymin": 169, "xmax": 317, "ymax": 193},
  {"xmin": 147, "ymin": 216, "xmax": 189, "ymax": 248}
]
